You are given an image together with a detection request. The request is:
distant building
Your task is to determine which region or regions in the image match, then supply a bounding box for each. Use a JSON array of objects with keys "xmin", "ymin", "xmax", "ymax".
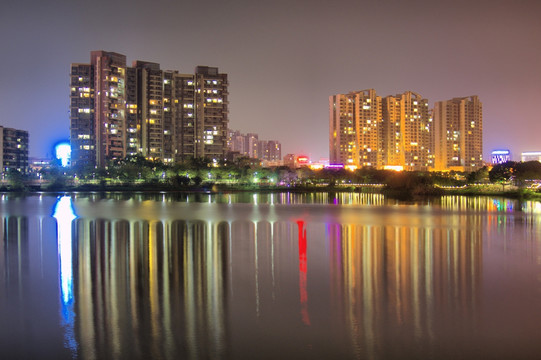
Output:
[
  {"xmin": 29, "ymin": 158, "xmax": 53, "ymax": 173},
  {"xmin": 433, "ymin": 96, "xmax": 483, "ymax": 171},
  {"xmin": 283, "ymin": 154, "xmax": 296, "ymax": 168},
  {"xmin": 70, "ymin": 51, "xmax": 229, "ymax": 168},
  {"xmin": 246, "ymin": 133, "xmax": 259, "ymax": 158},
  {"xmin": 259, "ymin": 140, "xmax": 281, "ymax": 162},
  {"xmin": 491, "ymin": 150, "xmax": 511, "ymax": 164},
  {"xmin": 227, "ymin": 130, "xmax": 245, "ymax": 153},
  {"xmin": 521, "ymin": 151, "xmax": 541, "ymax": 162},
  {"xmin": 0, "ymin": 126, "xmax": 29, "ymax": 174},
  {"xmin": 227, "ymin": 129, "xmax": 281, "ymax": 162},
  {"xmin": 281, "ymin": 154, "xmax": 309, "ymax": 168}
]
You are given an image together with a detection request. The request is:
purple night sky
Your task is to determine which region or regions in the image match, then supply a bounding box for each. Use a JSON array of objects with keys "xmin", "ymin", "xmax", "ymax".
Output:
[{"xmin": 1, "ymin": 0, "xmax": 540, "ymax": 161}]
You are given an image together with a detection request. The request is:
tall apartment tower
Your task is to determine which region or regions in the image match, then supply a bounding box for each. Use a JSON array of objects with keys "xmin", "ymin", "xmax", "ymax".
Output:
[
  {"xmin": 70, "ymin": 51, "xmax": 127, "ymax": 168},
  {"xmin": 354, "ymin": 89, "xmax": 382, "ymax": 167},
  {"xmin": 194, "ymin": 66, "xmax": 229, "ymax": 161},
  {"xmin": 70, "ymin": 51, "xmax": 229, "ymax": 168},
  {"xmin": 70, "ymin": 63, "xmax": 95, "ymax": 167},
  {"xmin": 329, "ymin": 93, "xmax": 357, "ymax": 165},
  {"xmin": 433, "ymin": 96, "xmax": 483, "ymax": 171},
  {"xmin": 92, "ymin": 51, "xmax": 128, "ymax": 167},
  {"xmin": 382, "ymin": 91, "xmax": 432, "ymax": 171}
]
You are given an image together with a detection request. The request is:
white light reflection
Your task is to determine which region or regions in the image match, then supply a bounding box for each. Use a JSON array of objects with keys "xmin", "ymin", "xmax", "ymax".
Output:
[{"xmin": 52, "ymin": 196, "xmax": 78, "ymax": 354}]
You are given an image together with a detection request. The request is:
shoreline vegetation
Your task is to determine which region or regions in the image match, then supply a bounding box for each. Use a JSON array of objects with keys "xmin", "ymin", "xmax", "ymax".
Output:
[
  {"xmin": 2, "ymin": 157, "xmax": 541, "ymax": 202},
  {"xmin": 1, "ymin": 181, "xmax": 540, "ymax": 203}
]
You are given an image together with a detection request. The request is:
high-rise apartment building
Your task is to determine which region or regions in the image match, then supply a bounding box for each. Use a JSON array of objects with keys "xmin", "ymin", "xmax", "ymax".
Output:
[
  {"xmin": 382, "ymin": 91, "xmax": 432, "ymax": 170},
  {"xmin": 0, "ymin": 126, "xmax": 29, "ymax": 174},
  {"xmin": 70, "ymin": 51, "xmax": 229, "ymax": 168},
  {"xmin": 329, "ymin": 93, "xmax": 356, "ymax": 165},
  {"xmin": 70, "ymin": 62, "xmax": 95, "ymax": 167},
  {"xmin": 433, "ymin": 96, "xmax": 482, "ymax": 171},
  {"xmin": 330, "ymin": 89, "xmax": 432, "ymax": 170}
]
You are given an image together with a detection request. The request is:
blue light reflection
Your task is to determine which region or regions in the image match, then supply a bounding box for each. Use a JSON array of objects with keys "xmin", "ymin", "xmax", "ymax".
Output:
[{"xmin": 52, "ymin": 196, "xmax": 78, "ymax": 354}]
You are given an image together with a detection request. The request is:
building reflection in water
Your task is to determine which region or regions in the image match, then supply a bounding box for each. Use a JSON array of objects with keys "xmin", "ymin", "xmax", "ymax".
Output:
[
  {"xmin": 327, "ymin": 216, "xmax": 483, "ymax": 359},
  {"xmin": 72, "ymin": 216, "xmax": 229, "ymax": 359},
  {"xmin": 65, "ymin": 197, "xmax": 487, "ymax": 358}
]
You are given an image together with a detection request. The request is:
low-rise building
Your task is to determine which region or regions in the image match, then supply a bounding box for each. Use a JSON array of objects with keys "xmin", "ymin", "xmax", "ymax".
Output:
[{"xmin": 521, "ymin": 151, "xmax": 541, "ymax": 162}]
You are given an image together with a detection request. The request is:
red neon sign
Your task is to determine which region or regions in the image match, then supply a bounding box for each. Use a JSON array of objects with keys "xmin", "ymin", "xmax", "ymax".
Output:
[{"xmin": 297, "ymin": 155, "xmax": 309, "ymax": 164}]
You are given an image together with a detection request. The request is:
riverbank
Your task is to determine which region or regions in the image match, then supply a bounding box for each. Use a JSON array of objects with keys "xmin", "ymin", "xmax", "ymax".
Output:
[{"xmin": 2, "ymin": 181, "xmax": 540, "ymax": 202}]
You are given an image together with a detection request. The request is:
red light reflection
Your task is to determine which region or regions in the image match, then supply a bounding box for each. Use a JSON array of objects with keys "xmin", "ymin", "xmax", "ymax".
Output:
[{"xmin": 296, "ymin": 220, "xmax": 310, "ymax": 325}]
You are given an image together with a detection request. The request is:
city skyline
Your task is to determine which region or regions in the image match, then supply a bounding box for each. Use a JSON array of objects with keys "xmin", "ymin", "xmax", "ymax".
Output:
[{"xmin": 1, "ymin": 0, "xmax": 540, "ymax": 161}]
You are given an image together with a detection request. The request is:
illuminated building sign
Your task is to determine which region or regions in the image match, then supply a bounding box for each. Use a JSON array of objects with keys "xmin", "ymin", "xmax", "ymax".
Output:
[
  {"xmin": 491, "ymin": 149, "xmax": 511, "ymax": 164},
  {"xmin": 297, "ymin": 155, "xmax": 309, "ymax": 164}
]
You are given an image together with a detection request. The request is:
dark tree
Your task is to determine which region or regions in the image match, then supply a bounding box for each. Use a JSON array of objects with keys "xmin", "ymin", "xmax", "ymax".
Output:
[{"xmin": 489, "ymin": 161, "xmax": 516, "ymax": 190}]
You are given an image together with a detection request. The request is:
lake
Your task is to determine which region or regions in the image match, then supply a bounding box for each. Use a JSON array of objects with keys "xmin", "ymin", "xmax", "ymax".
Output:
[{"xmin": 1, "ymin": 192, "xmax": 541, "ymax": 359}]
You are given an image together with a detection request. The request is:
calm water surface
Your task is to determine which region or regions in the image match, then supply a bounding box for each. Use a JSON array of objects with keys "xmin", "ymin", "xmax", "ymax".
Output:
[{"xmin": 1, "ymin": 192, "xmax": 541, "ymax": 359}]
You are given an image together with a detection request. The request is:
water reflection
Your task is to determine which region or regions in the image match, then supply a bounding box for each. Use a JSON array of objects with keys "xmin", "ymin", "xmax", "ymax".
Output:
[
  {"xmin": 70, "ymin": 191, "xmax": 389, "ymax": 206},
  {"xmin": 72, "ymin": 218, "xmax": 228, "ymax": 359},
  {"xmin": 296, "ymin": 220, "xmax": 310, "ymax": 326},
  {"xmin": 327, "ymin": 223, "xmax": 482, "ymax": 358},
  {"xmin": 0, "ymin": 193, "xmax": 541, "ymax": 359},
  {"xmin": 53, "ymin": 196, "xmax": 78, "ymax": 355}
]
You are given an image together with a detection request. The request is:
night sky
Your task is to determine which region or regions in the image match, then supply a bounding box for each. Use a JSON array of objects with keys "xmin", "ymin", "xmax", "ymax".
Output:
[{"xmin": 1, "ymin": 0, "xmax": 540, "ymax": 161}]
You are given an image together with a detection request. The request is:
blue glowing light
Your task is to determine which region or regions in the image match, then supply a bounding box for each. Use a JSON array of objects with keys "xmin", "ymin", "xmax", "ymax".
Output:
[{"xmin": 55, "ymin": 142, "xmax": 71, "ymax": 167}]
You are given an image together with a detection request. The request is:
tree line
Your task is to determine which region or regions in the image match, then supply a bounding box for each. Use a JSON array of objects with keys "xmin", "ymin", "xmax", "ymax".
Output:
[{"xmin": 2, "ymin": 156, "xmax": 541, "ymax": 194}]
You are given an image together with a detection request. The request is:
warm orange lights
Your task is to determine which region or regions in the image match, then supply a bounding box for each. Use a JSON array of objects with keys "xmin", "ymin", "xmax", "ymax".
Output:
[{"xmin": 383, "ymin": 165, "xmax": 404, "ymax": 171}]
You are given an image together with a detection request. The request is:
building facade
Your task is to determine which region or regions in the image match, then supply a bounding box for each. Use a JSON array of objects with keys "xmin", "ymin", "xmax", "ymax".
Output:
[
  {"xmin": 433, "ymin": 96, "xmax": 483, "ymax": 171},
  {"xmin": 0, "ymin": 126, "xmax": 29, "ymax": 174},
  {"xmin": 70, "ymin": 51, "xmax": 229, "ymax": 168},
  {"xmin": 329, "ymin": 93, "xmax": 357, "ymax": 165},
  {"xmin": 382, "ymin": 91, "xmax": 432, "ymax": 170},
  {"xmin": 329, "ymin": 89, "xmax": 432, "ymax": 170}
]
